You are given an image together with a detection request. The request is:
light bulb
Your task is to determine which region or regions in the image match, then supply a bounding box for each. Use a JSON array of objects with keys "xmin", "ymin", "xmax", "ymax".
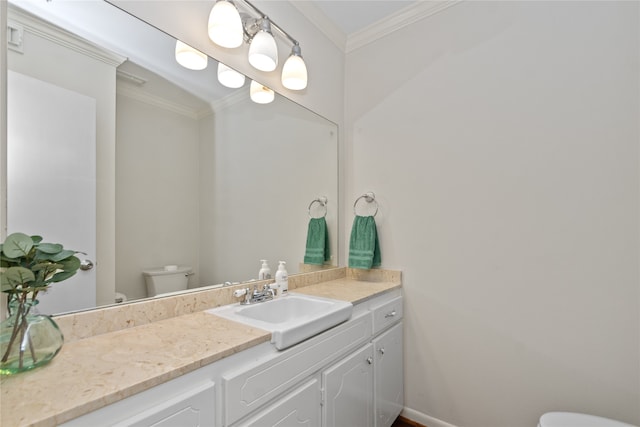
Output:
[
  {"xmin": 175, "ymin": 41, "xmax": 208, "ymax": 70},
  {"xmin": 248, "ymin": 19, "xmax": 278, "ymax": 72},
  {"xmin": 281, "ymin": 45, "xmax": 307, "ymax": 90},
  {"xmin": 208, "ymin": 0, "xmax": 243, "ymax": 48},
  {"xmin": 217, "ymin": 63, "xmax": 246, "ymax": 88},
  {"xmin": 250, "ymin": 80, "xmax": 274, "ymax": 104}
]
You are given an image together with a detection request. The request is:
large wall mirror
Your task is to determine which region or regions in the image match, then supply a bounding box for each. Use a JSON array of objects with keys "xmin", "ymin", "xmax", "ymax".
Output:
[{"xmin": 5, "ymin": 0, "xmax": 338, "ymax": 315}]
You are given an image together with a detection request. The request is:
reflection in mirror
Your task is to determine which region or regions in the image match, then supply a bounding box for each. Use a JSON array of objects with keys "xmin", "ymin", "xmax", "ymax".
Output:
[{"xmin": 5, "ymin": 0, "xmax": 338, "ymax": 315}]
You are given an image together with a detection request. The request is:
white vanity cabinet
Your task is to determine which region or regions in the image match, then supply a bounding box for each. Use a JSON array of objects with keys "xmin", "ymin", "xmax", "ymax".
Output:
[
  {"xmin": 61, "ymin": 367, "xmax": 216, "ymax": 427},
  {"xmin": 322, "ymin": 297, "xmax": 404, "ymax": 427},
  {"xmin": 224, "ymin": 291, "xmax": 403, "ymax": 427},
  {"xmin": 233, "ymin": 378, "xmax": 321, "ymax": 427},
  {"xmin": 373, "ymin": 322, "xmax": 404, "ymax": 427},
  {"xmin": 60, "ymin": 290, "xmax": 402, "ymax": 427},
  {"xmin": 322, "ymin": 343, "xmax": 375, "ymax": 427}
]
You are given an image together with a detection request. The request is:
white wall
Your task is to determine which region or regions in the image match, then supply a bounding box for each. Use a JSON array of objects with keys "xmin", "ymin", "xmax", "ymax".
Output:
[
  {"xmin": 346, "ymin": 1, "xmax": 639, "ymax": 426},
  {"xmin": 116, "ymin": 93, "xmax": 201, "ymax": 300},
  {"xmin": 199, "ymin": 95, "xmax": 338, "ymax": 285}
]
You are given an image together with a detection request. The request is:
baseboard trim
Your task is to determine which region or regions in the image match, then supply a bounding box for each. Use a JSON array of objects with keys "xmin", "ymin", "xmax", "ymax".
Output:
[{"xmin": 401, "ymin": 407, "xmax": 459, "ymax": 427}]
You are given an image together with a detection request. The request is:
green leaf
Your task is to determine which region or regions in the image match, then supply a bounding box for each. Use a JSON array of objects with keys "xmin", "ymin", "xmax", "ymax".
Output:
[
  {"xmin": 1, "ymin": 266, "xmax": 36, "ymax": 287},
  {"xmin": 30, "ymin": 235, "xmax": 43, "ymax": 244},
  {"xmin": 50, "ymin": 270, "xmax": 77, "ymax": 282},
  {"xmin": 59, "ymin": 256, "xmax": 81, "ymax": 272},
  {"xmin": 49, "ymin": 249, "xmax": 76, "ymax": 262},
  {"xmin": 37, "ymin": 243, "xmax": 64, "ymax": 254},
  {"xmin": 31, "ymin": 262, "xmax": 63, "ymax": 272},
  {"xmin": 2, "ymin": 233, "xmax": 34, "ymax": 258}
]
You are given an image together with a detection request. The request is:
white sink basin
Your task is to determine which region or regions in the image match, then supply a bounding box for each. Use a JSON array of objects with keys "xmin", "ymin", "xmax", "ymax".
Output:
[{"xmin": 206, "ymin": 293, "xmax": 353, "ymax": 350}]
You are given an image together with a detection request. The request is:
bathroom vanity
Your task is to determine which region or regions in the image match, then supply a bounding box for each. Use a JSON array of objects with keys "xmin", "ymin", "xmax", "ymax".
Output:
[{"xmin": 0, "ymin": 268, "xmax": 402, "ymax": 427}]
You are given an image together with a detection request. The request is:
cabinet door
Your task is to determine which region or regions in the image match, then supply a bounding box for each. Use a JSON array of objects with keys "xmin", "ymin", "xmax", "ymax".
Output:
[
  {"xmin": 322, "ymin": 344, "xmax": 374, "ymax": 427},
  {"xmin": 117, "ymin": 382, "xmax": 216, "ymax": 427},
  {"xmin": 236, "ymin": 378, "xmax": 320, "ymax": 427},
  {"xmin": 62, "ymin": 372, "xmax": 215, "ymax": 427},
  {"xmin": 373, "ymin": 322, "xmax": 404, "ymax": 427}
]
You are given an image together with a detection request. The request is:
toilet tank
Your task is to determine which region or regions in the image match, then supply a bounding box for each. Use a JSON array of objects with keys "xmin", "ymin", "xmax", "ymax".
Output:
[{"xmin": 142, "ymin": 265, "xmax": 192, "ymax": 297}]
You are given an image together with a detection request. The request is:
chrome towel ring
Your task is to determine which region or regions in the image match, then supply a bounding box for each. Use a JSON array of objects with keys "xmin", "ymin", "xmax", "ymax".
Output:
[
  {"xmin": 353, "ymin": 192, "xmax": 378, "ymax": 217},
  {"xmin": 308, "ymin": 196, "xmax": 328, "ymax": 218}
]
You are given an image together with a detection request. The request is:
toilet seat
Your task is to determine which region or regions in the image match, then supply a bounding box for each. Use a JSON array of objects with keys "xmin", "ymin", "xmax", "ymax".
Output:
[{"xmin": 539, "ymin": 412, "xmax": 637, "ymax": 427}]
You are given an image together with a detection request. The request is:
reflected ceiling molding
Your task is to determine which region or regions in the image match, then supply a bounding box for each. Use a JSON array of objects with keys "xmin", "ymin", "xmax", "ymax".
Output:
[
  {"xmin": 209, "ymin": 83, "xmax": 251, "ymax": 113},
  {"xmin": 116, "ymin": 69, "xmax": 147, "ymax": 86},
  {"xmin": 8, "ymin": 5, "xmax": 126, "ymax": 67},
  {"xmin": 116, "ymin": 84, "xmax": 212, "ymax": 120}
]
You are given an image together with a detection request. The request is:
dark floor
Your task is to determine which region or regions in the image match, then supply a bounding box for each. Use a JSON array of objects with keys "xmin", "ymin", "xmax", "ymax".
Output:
[{"xmin": 392, "ymin": 415, "xmax": 426, "ymax": 427}]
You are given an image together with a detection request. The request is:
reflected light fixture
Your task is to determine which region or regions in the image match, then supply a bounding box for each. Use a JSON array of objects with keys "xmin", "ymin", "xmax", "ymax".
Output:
[
  {"xmin": 208, "ymin": 0, "xmax": 243, "ymax": 48},
  {"xmin": 207, "ymin": 0, "xmax": 308, "ymax": 91},
  {"xmin": 248, "ymin": 17, "xmax": 277, "ymax": 72},
  {"xmin": 175, "ymin": 40, "xmax": 208, "ymax": 70},
  {"xmin": 250, "ymin": 80, "xmax": 274, "ymax": 104},
  {"xmin": 217, "ymin": 63, "xmax": 246, "ymax": 88},
  {"xmin": 281, "ymin": 43, "xmax": 307, "ymax": 90}
]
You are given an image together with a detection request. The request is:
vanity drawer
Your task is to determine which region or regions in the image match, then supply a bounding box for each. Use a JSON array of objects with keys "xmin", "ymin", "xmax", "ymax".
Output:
[
  {"xmin": 372, "ymin": 296, "xmax": 403, "ymax": 334},
  {"xmin": 223, "ymin": 311, "xmax": 372, "ymax": 426}
]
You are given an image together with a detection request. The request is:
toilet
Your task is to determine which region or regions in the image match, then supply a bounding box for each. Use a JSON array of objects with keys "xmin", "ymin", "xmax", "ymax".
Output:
[
  {"xmin": 539, "ymin": 412, "xmax": 637, "ymax": 427},
  {"xmin": 142, "ymin": 265, "xmax": 192, "ymax": 297}
]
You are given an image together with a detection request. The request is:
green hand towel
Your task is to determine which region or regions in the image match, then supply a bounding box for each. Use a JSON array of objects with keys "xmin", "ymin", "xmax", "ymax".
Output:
[
  {"xmin": 304, "ymin": 217, "xmax": 330, "ymax": 265},
  {"xmin": 348, "ymin": 215, "xmax": 381, "ymax": 269}
]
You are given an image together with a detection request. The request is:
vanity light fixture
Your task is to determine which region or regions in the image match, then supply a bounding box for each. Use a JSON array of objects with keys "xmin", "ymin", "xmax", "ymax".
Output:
[
  {"xmin": 208, "ymin": 0, "xmax": 244, "ymax": 48},
  {"xmin": 248, "ymin": 17, "xmax": 278, "ymax": 72},
  {"xmin": 281, "ymin": 43, "xmax": 307, "ymax": 90},
  {"xmin": 207, "ymin": 0, "xmax": 308, "ymax": 90},
  {"xmin": 217, "ymin": 63, "xmax": 246, "ymax": 88},
  {"xmin": 250, "ymin": 80, "xmax": 274, "ymax": 104},
  {"xmin": 175, "ymin": 40, "xmax": 208, "ymax": 70}
]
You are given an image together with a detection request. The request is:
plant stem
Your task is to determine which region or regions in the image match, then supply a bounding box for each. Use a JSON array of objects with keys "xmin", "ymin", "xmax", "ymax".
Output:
[{"xmin": 1, "ymin": 300, "xmax": 24, "ymax": 363}]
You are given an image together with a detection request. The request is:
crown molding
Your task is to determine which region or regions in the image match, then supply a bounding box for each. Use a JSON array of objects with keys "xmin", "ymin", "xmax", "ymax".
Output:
[
  {"xmin": 116, "ymin": 84, "xmax": 212, "ymax": 120},
  {"xmin": 288, "ymin": 0, "xmax": 347, "ymax": 51},
  {"xmin": 346, "ymin": 0, "xmax": 463, "ymax": 53},
  {"xmin": 289, "ymin": 0, "xmax": 462, "ymax": 53},
  {"xmin": 8, "ymin": 5, "xmax": 126, "ymax": 68},
  {"xmin": 210, "ymin": 88, "xmax": 250, "ymax": 114}
]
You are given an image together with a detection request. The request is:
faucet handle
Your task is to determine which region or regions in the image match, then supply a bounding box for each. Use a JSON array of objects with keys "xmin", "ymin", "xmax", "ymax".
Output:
[
  {"xmin": 263, "ymin": 283, "xmax": 277, "ymax": 297},
  {"xmin": 233, "ymin": 288, "xmax": 248, "ymax": 298}
]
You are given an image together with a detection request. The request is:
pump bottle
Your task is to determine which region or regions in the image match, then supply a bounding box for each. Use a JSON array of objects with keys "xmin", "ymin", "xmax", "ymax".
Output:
[
  {"xmin": 275, "ymin": 261, "xmax": 288, "ymax": 295},
  {"xmin": 258, "ymin": 260, "xmax": 271, "ymax": 280}
]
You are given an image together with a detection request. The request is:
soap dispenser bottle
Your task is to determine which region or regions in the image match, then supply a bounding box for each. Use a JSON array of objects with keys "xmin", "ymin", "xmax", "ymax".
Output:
[
  {"xmin": 258, "ymin": 260, "xmax": 271, "ymax": 280},
  {"xmin": 275, "ymin": 261, "xmax": 288, "ymax": 295}
]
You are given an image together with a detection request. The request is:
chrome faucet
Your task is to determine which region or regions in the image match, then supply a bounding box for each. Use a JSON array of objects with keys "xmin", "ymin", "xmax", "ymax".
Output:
[{"xmin": 233, "ymin": 284, "xmax": 276, "ymax": 305}]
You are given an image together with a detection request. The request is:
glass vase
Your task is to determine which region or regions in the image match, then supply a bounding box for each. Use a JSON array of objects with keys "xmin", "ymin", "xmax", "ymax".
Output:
[{"xmin": 0, "ymin": 299, "xmax": 64, "ymax": 375}]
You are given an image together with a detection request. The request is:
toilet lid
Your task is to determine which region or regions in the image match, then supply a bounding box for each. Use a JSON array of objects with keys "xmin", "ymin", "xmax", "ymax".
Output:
[{"xmin": 539, "ymin": 412, "xmax": 637, "ymax": 427}]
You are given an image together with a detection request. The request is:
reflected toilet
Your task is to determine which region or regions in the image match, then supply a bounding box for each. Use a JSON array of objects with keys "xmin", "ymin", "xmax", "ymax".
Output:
[{"xmin": 142, "ymin": 265, "xmax": 192, "ymax": 297}]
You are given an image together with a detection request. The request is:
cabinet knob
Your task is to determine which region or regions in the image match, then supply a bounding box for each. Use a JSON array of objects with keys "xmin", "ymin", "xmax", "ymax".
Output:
[
  {"xmin": 384, "ymin": 310, "xmax": 396, "ymax": 318},
  {"xmin": 379, "ymin": 347, "xmax": 385, "ymax": 355},
  {"xmin": 366, "ymin": 356, "xmax": 373, "ymax": 365}
]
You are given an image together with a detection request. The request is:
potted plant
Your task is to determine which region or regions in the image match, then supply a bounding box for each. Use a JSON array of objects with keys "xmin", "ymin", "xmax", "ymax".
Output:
[{"xmin": 0, "ymin": 232, "xmax": 82, "ymax": 374}]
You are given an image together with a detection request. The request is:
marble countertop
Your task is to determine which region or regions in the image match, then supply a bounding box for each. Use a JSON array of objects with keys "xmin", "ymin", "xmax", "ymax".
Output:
[{"xmin": 0, "ymin": 274, "xmax": 401, "ymax": 427}]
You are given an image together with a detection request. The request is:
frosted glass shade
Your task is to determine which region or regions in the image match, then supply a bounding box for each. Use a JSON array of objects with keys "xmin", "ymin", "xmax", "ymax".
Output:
[
  {"xmin": 208, "ymin": 0, "xmax": 243, "ymax": 48},
  {"xmin": 217, "ymin": 63, "xmax": 246, "ymax": 88},
  {"xmin": 250, "ymin": 80, "xmax": 274, "ymax": 104},
  {"xmin": 175, "ymin": 41, "xmax": 208, "ymax": 70},
  {"xmin": 248, "ymin": 31, "xmax": 278, "ymax": 72},
  {"xmin": 281, "ymin": 54, "xmax": 307, "ymax": 90}
]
